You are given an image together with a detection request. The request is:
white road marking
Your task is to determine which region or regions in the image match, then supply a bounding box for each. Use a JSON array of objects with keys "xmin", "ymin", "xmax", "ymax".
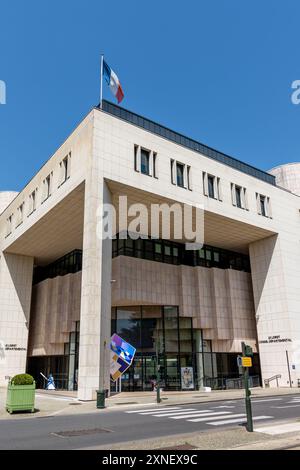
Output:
[
  {"xmin": 152, "ymin": 410, "xmax": 211, "ymax": 417},
  {"xmin": 272, "ymin": 404, "xmax": 300, "ymax": 409},
  {"xmin": 188, "ymin": 413, "xmax": 245, "ymax": 423},
  {"xmin": 125, "ymin": 407, "xmax": 181, "ymax": 414},
  {"xmin": 251, "ymin": 398, "xmax": 282, "ymax": 403},
  {"xmin": 171, "ymin": 411, "xmax": 231, "ymax": 420},
  {"xmin": 209, "ymin": 415, "xmax": 272, "ymax": 426},
  {"xmin": 212, "ymin": 405, "xmax": 235, "ymax": 409}
]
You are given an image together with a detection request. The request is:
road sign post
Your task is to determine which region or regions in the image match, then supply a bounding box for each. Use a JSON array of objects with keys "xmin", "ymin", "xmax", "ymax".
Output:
[
  {"xmin": 155, "ymin": 338, "xmax": 162, "ymax": 404},
  {"xmin": 241, "ymin": 342, "xmax": 253, "ymax": 432}
]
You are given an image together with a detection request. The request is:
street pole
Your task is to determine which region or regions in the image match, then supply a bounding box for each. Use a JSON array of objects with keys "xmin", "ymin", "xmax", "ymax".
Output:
[
  {"xmin": 242, "ymin": 342, "xmax": 253, "ymax": 432},
  {"xmin": 286, "ymin": 350, "xmax": 292, "ymax": 388},
  {"xmin": 244, "ymin": 364, "xmax": 253, "ymax": 432},
  {"xmin": 156, "ymin": 340, "xmax": 161, "ymax": 404}
]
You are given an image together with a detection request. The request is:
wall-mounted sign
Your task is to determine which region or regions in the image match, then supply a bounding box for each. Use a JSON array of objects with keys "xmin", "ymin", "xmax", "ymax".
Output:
[
  {"xmin": 181, "ymin": 367, "xmax": 194, "ymax": 390},
  {"xmin": 259, "ymin": 335, "xmax": 292, "ymax": 345},
  {"xmin": 110, "ymin": 334, "xmax": 136, "ymax": 382}
]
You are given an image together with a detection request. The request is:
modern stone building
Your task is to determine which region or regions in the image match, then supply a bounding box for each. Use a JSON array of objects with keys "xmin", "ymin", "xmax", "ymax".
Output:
[{"xmin": 1, "ymin": 101, "xmax": 300, "ymax": 400}]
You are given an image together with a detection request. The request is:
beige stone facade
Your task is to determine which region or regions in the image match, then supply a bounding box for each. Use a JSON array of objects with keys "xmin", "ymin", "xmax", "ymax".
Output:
[{"xmin": 1, "ymin": 100, "xmax": 300, "ymax": 398}]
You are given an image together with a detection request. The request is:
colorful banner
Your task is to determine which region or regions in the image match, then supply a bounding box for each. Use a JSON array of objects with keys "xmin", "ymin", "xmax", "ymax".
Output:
[{"xmin": 110, "ymin": 334, "xmax": 136, "ymax": 382}]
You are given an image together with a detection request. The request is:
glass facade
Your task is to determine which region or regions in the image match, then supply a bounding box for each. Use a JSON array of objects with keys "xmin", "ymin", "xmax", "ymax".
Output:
[
  {"xmin": 111, "ymin": 306, "xmax": 260, "ymax": 391},
  {"xmin": 112, "ymin": 234, "xmax": 251, "ymax": 273},
  {"xmin": 33, "ymin": 250, "xmax": 82, "ymax": 285},
  {"xmin": 112, "ymin": 306, "xmax": 194, "ymax": 391}
]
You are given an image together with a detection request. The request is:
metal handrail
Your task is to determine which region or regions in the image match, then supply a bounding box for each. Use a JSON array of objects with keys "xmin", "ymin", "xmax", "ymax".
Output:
[{"xmin": 264, "ymin": 374, "xmax": 281, "ymax": 387}]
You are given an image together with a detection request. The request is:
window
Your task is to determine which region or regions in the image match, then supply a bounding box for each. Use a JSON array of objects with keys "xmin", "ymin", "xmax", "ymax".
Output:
[
  {"xmin": 176, "ymin": 162, "xmax": 184, "ymax": 187},
  {"xmin": 208, "ymin": 175, "xmax": 215, "ymax": 198},
  {"xmin": 134, "ymin": 145, "xmax": 157, "ymax": 178},
  {"xmin": 256, "ymin": 192, "xmax": 272, "ymax": 218},
  {"xmin": 43, "ymin": 173, "xmax": 53, "ymax": 202},
  {"xmin": 112, "ymin": 233, "xmax": 251, "ymax": 272},
  {"xmin": 202, "ymin": 172, "xmax": 222, "ymax": 201},
  {"xmin": 141, "ymin": 149, "xmax": 150, "ymax": 175},
  {"xmin": 59, "ymin": 153, "xmax": 71, "ymax": 186},
  {"xmin": 235, "ymin": 186, "xmax": 242, "ymax": 208},
  {"xmin": 45, "ymin": 175, "xmax": 51, "ymax": 198},
  {"xmin": 28, "ymin": 189, "xmax": 37, "ymax": 215},
  {"xmin": 260, "ymin": 195, "xmax": 266, "ymax": 216},
  {"xmin": 231, "ymin": 183, "xmax": 248, "ymax": 210},
  {"xmin": 171, "ymin": 159, "xmax": 191, "ymax": 189},
  {"xmin": 6, "ymin": 214, "xmax": 13, "ymax": 237},
  {"xmin": 203, "ymin": 172, "xmax": 222, "ymax": 200},
  {"xmin": 16, "ymin": 203, "xmax": 24, "ymax": 227}
]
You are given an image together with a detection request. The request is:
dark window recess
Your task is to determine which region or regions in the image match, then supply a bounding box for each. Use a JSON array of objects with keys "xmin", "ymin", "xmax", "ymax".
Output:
[
  {"xmin": 176, "ymin": 163, "xmax": 184, "ymax": 187},
  {"xmin": 141, "ymin": 149, "xmax": 150, "ymax": 175},
  {"xmin": 208, "ymin": 175, "xmax": 215, "ymax": 198},
  {"xmin": 235, "ymin": 186, "xmax": 242, "ymax": 208},
  {"xmin": 260, "ymin": 196, "xmax": 266, "ymax": 216},
  {"xmin": 33, "ymin": 250, "xmax": 82, "ymax": 285},
  {"xmin": 112, "ymin": 234, "xmax": 251, "ymax": 273}
]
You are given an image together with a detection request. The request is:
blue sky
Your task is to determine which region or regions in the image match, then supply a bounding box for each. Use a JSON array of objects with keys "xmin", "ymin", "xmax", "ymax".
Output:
[{"xmin": 1, "ymin": 1, "xmax": 300, "ymax": 191}]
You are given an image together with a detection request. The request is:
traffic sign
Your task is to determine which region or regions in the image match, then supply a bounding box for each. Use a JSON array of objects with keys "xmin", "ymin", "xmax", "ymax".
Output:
[{"xmin": 241, "ymin": 356, "xmax": 252, "ymax": 368}]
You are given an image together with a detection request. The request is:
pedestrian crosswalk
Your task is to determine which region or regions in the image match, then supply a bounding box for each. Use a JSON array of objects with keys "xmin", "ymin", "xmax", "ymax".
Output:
[
  {"xmin": 125, "ymin": 406, "xmax": 273, "ymax": 427},
  {"xmin": 274, "ymin": 396, "xmax": 300, "ymax": 408}
]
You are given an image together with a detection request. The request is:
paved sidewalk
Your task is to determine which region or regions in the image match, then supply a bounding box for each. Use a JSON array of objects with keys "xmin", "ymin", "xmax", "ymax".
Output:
[
  {"xmin": 83, "ymin": 421, "xmax": 300, "ymax": 450},
  {"xmin": 1, "ymin": 386, "xmax": 299, "ymax": 419},
  {"xmin": 105, "ymin": 386, "xmax": 300, "ymax": 408}
]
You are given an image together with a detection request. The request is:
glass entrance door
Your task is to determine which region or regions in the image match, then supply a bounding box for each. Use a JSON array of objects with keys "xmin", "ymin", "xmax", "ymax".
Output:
[
  {"xmin": 143, "ymin": 356, "xmax": 156, "ymax": 390},
  {"xmin": 120, "ymin": 355, "xmax": 157, "ymax": 391}
]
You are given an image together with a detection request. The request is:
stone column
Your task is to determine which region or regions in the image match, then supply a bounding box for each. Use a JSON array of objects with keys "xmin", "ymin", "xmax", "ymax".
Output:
[
  {"xmin": 0, "ymin": 253, "xmax": 33, "ymax": 385},
  {"xmin": 77, "ymin": 177, "xmax": 112, "ymax": 401}
]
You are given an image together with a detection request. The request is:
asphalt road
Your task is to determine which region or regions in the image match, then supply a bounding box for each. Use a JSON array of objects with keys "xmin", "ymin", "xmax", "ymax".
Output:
[{"xmin": 1, "ymin": 394, "xmax": 300, "ymax": 449}]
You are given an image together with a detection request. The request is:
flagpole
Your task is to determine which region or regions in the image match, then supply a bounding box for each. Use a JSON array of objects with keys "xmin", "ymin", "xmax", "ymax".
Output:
[{"xmin": 100, "ymin": 54, "xmax": 104, "ymax": 109}]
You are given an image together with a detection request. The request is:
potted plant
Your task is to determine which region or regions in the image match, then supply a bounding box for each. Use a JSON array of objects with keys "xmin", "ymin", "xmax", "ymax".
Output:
[{"xmin": 6, "ymin": 373, "xmax": 36, "ymax": 414}]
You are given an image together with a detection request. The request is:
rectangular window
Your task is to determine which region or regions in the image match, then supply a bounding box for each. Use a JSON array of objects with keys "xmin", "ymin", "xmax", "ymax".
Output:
[
  {"xmin": 16, "ymin": 203, "xmax": 24, "ymax": 227},
  {"xmin": 176, "ymin": 162, "xmax": 184, "ymax": 187},
  {"xmin": 28, "ymin": 190, "xmax": 37, "ymax": 215},
  {"xmin": 235, "ymin": 186, "xmax": 242, "ymax": 208},
  {"xmin": 6, "ymin": 214, "xmax": 13, "ymax": 236},
  {"xmin": 231, "ymin": 183, "xmax": 248, "ymax": 210},
  {"xmin": 260, "ymin": 195, "xmax": 266, "ymax": 217},
  {"xmin": 203, "ymin": 172, "xmax": 222, "ymax": 200},
  {"xmin": 207, "ymin": 175, "xmax": 215, "ymax": 198},
  {"xmin": 43, "ymin": 173, "xmax": 52, "ymax": 202},
  {"xmin": 59, "ymin": 153, "xmax": 71, "ymax": 186},
  {"xmin": 141, "ymin": 148, "xmax": 150, "ymax": 175},
  {"xmin": 256, "ymin": 192, "xmax": 270, "ymax": 217},
  {"xmin": 46, "ymin": 175, "xmax": 51, "ymax": 198}
]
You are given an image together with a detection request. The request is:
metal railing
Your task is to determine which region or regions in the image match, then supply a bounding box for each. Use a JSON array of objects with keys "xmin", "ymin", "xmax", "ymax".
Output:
[
  {"xmin": 264, "ymin": 374, "xmax": 281, "ymax": 388},
  {"xmin": 203, "ymin": 375, "xmax": 260, "ymax": 390}
]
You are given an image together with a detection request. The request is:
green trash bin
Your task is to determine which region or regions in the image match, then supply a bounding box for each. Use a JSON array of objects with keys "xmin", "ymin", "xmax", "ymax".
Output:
[{"xmin": 96, "ymin": 390, "xmax": 106, "ymax": 409}]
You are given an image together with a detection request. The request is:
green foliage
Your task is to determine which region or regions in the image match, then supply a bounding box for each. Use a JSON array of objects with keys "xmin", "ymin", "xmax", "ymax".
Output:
[{"xmin": 11, "ymin": 374, "xmax": 34, "ymax": 386}]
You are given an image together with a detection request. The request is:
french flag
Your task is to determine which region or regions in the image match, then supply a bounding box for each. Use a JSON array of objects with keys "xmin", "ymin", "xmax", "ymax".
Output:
[{"xmin": 103, "ymin": 60, "xmax": 124, "ymax": 104}]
